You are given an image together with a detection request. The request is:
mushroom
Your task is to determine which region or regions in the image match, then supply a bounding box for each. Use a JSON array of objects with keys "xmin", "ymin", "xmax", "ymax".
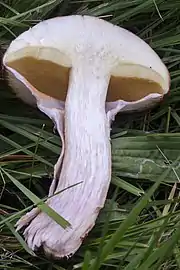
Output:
[{"xmin": 3, "ymin": 15, "xmax": 170, "ymax": 258}]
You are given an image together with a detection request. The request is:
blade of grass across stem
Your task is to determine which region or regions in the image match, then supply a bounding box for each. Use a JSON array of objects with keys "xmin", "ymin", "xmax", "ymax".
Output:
[
  {"xmin": 0, "ymin": 181, "xmax": 82, "ymax": 228},
  {"xmin": 1, "ymin": 168, "xmax": 70, "ymax": 229}
]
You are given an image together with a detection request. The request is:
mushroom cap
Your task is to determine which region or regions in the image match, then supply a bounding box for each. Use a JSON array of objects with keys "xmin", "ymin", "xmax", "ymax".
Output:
[{"xmin": 3, "ymin": 15, "xmax": 170, "ymax": 111}]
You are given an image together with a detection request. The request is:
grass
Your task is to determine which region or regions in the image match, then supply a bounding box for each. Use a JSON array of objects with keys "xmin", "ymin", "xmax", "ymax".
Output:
[{"xmin": 0, "ymin": 0, "xmax": 180, "ymax": 269}]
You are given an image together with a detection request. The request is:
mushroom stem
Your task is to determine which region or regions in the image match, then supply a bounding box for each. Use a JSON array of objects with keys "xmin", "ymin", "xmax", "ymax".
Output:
[{"xmin": 17, "ymin": 63, "xmax": 112, "ymax": 258}]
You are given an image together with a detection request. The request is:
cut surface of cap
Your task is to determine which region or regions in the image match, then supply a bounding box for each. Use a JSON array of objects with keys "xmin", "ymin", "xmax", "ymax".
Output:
[{"xmin": 3, "ymin": 15, "xmax": 170, "ymax": 259}]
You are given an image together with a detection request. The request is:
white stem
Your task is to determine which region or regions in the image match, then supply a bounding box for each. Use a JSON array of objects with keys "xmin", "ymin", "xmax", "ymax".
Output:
[{"xmin": 16, "ymin": 63, "xmax": 112, "ymax": 258}]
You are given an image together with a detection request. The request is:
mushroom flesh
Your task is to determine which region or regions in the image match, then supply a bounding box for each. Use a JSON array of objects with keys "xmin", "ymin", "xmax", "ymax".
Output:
[{"xmin": 3, "ymin": 15, "xmax": 170, "ymax": 258}]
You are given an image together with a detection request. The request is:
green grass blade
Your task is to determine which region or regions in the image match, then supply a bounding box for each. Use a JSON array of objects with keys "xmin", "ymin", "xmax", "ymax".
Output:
[{"xmin": 1, "ymin": 168, "xmax": 70, "ymax": 229}]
